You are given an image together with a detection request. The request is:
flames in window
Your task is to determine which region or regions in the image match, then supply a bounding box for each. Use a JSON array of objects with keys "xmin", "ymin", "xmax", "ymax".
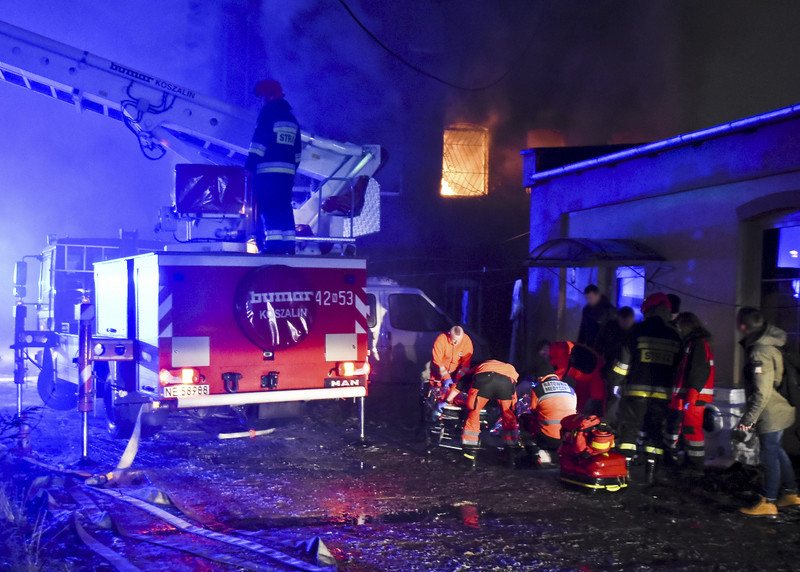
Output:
[{"xmin": 441, "ymin": 123, "xmax": 489, "ymax": 197}]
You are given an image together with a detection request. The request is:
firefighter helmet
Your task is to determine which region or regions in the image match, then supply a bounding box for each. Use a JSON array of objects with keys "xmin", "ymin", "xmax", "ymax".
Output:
[
  {"xmin": 254, "ymin": 79, "xmax": 284, "ymax": 100},
  {"xmin": 640, "ymin": 292, "xmax": 670, "ymax": 315}
]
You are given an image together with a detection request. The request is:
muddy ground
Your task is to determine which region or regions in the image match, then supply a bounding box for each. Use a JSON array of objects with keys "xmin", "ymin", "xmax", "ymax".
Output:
[{"xmin": 1, "ymin": 375, "xmax": 799, "ymax": 572}]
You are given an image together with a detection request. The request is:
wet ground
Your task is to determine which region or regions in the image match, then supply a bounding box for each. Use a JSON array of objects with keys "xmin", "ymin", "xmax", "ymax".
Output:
[{"xmin": 1, "ymin": 375, "xmax": 800, "ymax": 571}]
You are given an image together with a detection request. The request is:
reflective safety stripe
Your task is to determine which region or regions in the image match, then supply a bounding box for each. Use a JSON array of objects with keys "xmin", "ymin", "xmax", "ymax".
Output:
[
  {"xmin": 537, "ymin": 392, "xmax": 572, "ymax": 402},
  {"xmin": 590, "ymin": 440, "xmax": 612, "ymax": 450},
  {"xmin": 626, "ymin": 390, "xmax": 669, "ymax": 400},
  {"xmin": 619, "ymin": 443, "xmax": 637, "ymax": 451},
  {"xmin": 463, "ymin": 430, "xmax": 481, "ymax": 437},
  {"xmin": 256, "ymin": 161, "xmax": 296, "ymax": 175},
  {"xmin": 541, "ymin": 419, "xmax": 562, "ymax": 425},
  {"xmin": 644, "ymin": 446, "xmax": 663, "ymax": 455},
  {"xmin": 699, "ymin": 388, "xmax": 714, "ymax": 396},
  {"xmin": 613, "ymin": 362, "xmax": 629, "ymax": 376},
  {"xmin": 638, "ymin": 337, "xmax": 681, "ymax": 352},
  {"xmin": 686, "ymin": 448, "xmax": 705, "ymax": 457},
  {"xmin": 248, "ymin": 143, "xmax": 266, "ymax": 157},
  {"xmin": 625, "ymin": 385, "xmax": 670, "ymax": 400}
]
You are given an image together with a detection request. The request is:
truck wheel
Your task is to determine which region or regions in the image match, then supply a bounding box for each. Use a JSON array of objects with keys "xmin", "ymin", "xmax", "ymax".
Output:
[
  {"xmin": 37, "ymin": 349, "xmax": 77, "ymax": 411},
  {"xmin": 103, "ymin": 370, "xmax": 166, "ymax": 439}
]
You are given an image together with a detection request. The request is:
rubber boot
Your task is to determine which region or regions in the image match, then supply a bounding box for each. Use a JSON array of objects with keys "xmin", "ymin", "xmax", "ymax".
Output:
[
  {"xmin": 740, "ymin": 497, "xmax": 778, "ymax": 516},
  {"xmin": 624, "ymin": 457, "xmax": 635, "ymax": 483},
  {"xmin": 462, "ymin": 447, "xmax": 479, "ymax": 470},
  {"xmin": 504, "ymin": 446, "xmax": 519, "ymax": 469},
  {"xmin": 778, "ymin": 493, "xmax": 800, "ymax": 508},
  {"xmin": 645, "ymin": 456, "xmax": 660, "ymax": 486}
]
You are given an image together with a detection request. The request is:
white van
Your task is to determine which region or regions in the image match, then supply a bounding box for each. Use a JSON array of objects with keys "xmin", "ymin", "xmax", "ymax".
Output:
[{"xmin": 364, "ymin": 277, "xmax": 488, "ymax": 386}]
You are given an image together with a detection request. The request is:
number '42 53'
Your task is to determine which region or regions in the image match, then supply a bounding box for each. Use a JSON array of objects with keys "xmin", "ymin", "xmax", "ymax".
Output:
[{"xmin": 315, "ymin": 290, "xmax": 355, "ymax": 306}]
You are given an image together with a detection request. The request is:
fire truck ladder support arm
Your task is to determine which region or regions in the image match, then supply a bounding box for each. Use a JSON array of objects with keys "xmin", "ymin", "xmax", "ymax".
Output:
[{"xmin": 0, "ymin": 19, "xmax": 383, "ymax": 235}]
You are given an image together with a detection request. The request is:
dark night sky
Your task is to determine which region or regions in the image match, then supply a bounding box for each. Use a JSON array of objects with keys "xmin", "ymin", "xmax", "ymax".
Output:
[{"xmin": 2, "ymin": 1, "xmax": 800, "ymax": 359}]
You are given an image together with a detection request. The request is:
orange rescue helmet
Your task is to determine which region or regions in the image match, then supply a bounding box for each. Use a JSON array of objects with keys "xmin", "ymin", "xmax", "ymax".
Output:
[
  {"xmin": 254, "ymin": 79, "xmax": 284, "ymax": 101},
  {"xmin": 641, "ymin": 292, "xmax": 670, "ymax": 315}
]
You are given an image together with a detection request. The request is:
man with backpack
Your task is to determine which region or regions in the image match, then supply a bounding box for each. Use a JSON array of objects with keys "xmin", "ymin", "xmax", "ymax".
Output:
[{"xmin": 737, "ymin": 307, "xmax": 799, "ymax": 516}]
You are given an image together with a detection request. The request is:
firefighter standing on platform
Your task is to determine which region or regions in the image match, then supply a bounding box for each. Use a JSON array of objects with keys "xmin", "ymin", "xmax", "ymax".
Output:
[
  {"xmin": 611, "ymin": 293, "xmax": 682, "ymax": 484},
  {"xmin": 667, "ymin": 312, "xmax": 715, "ymax": 474},
  {"xmin": 431, "ymin": 326, "xmax": 473, "ymax": 391},
  {"xmin": 245, "ymin": 79, "xmax": 302, "ymax": 254},
  {"xmin": 445, "ymin": 360, "xmax": 519, "ymax": 468}
]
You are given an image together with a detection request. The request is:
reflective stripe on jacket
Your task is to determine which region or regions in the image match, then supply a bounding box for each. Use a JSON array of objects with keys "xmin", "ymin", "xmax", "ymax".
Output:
[{"xmin": 245, "ymin": 98, "xmax": 302, "ymax": 176}]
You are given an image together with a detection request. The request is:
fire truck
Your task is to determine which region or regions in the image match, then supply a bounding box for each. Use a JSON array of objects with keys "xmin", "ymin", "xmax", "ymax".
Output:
[{"xmin": 2, "ymin": 20, "xmax": 381, "ymax": 438}]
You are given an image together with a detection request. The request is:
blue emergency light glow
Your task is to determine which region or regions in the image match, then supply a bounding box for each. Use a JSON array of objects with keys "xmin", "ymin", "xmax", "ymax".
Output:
[
  {"xmin": 777, "ymin": 226, "xmax": 800, "ymax": 269},
  {"xmin": 0, "ymin": 68, "xmax": 26, "ymax": 87},
  {"xmin": 28, "ymin": 79, "xmax": 51, "ymax": 96},
  {"xmin": 55, "ymin": 89, "xmax": 74, "ymax": 103},
  {"xmin": 80, "ymin": 98, "xmax": 104, "ymax": 114}
]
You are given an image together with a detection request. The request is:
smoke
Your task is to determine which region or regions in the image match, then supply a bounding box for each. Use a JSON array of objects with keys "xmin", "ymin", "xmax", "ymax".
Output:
[{"xmin": 3, "ymin": 0, "xmax": 798, "ymax": 363}]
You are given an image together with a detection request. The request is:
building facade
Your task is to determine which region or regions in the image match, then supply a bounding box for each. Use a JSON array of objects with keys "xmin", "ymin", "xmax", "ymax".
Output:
[{"xmin": 523, "ymin": 104, "xmax": 800, "ymax": 392}]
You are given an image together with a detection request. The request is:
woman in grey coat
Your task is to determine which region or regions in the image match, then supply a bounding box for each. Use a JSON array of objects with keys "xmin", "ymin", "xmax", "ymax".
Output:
[{"xmin": 737, "ymin": 308, "xmax": 799, "ymax": 516}]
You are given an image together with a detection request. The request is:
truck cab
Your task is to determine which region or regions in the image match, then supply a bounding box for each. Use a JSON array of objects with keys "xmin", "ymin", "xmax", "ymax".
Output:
[
  {"xmin": 28, "ymin": 234, "xmax": 162, "ymax": 410},
  {"xmin": 365, "ymin": 277, "xmax": 487, "ymax": 386}
]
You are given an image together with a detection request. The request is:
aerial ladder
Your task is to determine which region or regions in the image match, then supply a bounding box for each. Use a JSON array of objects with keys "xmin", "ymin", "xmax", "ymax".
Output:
[
  {"xmin": 1, "ymin": 20, "xmax": 383, "ymax": 454},
  {"xmin": 0, "ymin": 19, "xmax": 384, "ymax": 248}
]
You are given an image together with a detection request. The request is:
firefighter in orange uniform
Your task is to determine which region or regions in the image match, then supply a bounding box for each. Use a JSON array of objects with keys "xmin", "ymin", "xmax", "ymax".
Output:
[
  {"xmin": 667, "ymin": 312, "xmax": 715, "ymax": 474},
  {"xmin": 431, "ymin": 326, "xmax": 473, "ymax": 391},
  {"xmin": 519, "ymin": 373, "xmax": 578, "ymax": 464},
  {"xmin": 445, "ymin": 360, "xmax": 519, "ymax": 467},
  {"xmin": 549, "ymin": 341, "xmax": 606, "ymax": 416}
]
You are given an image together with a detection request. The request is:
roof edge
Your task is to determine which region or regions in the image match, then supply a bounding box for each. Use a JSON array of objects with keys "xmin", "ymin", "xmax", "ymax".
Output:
[{"xmin": 524, "ymin": 103, "xmax": 800, "ymax": 186}]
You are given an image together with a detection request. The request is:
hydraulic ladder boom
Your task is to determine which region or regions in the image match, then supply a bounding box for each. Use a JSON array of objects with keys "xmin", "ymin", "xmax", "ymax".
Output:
[{"xmin": 0, "ymin": 20, "xmax": 383, "ymax": 239}]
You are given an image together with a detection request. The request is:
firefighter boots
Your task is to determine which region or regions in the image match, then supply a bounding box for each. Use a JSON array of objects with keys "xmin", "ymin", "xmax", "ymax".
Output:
[
  {"xmin": 462, "ymin": 447, "xmax": 479, "ymax": 470},
  {"xmin": 740, "ymin": 497, "xmax": 778, "ymax": 517},
  {"xmin": 504, "ymin": 446, "xmax": 523, "ymax": 469},
  {"xmin": 645, "ymin": 456, "xmax": 660, "ymax": 486}
]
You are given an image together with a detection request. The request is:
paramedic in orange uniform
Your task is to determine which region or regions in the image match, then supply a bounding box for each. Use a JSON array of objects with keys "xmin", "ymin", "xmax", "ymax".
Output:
[
  {"xmin": 431, "ymin": 326, "xmax": 473, "ymax": 390},
  {"xmin": 445, "ymin": 360, "xmax": 519, "ymax": 466},
  {"xmin": 519, "ymin": 373, "xmax": 578, "ymax": 462}
]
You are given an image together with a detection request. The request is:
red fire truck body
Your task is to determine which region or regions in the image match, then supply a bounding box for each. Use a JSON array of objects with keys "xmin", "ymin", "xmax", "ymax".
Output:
[{"xmin": 94, "ymin": 252, "xmax": 369, "ymax": 412}]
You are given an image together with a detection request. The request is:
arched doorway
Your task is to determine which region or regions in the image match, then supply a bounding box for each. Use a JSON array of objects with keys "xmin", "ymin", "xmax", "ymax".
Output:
[{"xmin": 738, "ymin": 191, "xmax": 800, "ymax": 454}]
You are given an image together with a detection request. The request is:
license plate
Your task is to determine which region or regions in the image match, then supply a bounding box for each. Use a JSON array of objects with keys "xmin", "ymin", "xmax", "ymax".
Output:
[{"xmin": 162, "ymin": 384, "xmax": 210, "ymax": 399}]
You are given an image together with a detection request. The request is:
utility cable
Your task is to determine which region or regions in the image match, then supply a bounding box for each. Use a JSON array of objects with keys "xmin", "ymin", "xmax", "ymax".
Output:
[{"xmin": 336, "ymin": 0, "xmax": 537, "ymax": 91}]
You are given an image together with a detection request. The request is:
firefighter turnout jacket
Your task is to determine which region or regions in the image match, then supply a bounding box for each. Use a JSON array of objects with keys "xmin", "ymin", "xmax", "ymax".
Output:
[
  {"xmin": 432, "ymin": 332, "xmax": 473, "ymax": 384},
  {"xmin": 550, "ymin": 341, "xmax": 606, "ymax": 414},
  {"xmin": 671, "ymin": 334, "xmax": 715, "ymax": 409},
  {"xmin": 612, "ymin": 309, "xmax": 682, "ymax": 461},
  {"xmin": 245, "ymin": 98, "xmax": 302, "ymax": 177},
  {"xmin": 668, "ymin": 331, "xmax": 714, "ymax": 469},
  {"xmin": 611, "ymin": 316, "xmax": 683, "ymax": 401}
]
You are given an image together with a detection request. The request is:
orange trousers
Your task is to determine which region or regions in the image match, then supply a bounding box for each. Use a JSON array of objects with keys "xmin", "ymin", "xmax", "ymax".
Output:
[{"xmin": 462, "ymin": 388, "xmax": 519, "ymax": 448}]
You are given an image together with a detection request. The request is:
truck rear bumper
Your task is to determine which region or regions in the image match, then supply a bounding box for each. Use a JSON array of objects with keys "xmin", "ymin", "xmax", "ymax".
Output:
[{"xmin": 174, "ymin": 386, "xmax": 366, "ymax": 408}]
